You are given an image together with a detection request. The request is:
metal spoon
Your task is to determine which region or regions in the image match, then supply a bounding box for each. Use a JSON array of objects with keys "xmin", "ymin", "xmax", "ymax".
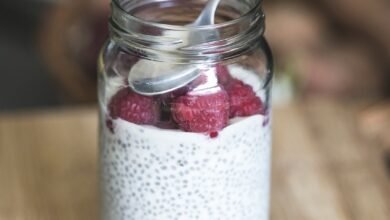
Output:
[
  {"xmin": 128, "ymin": 0, "xmax": 221, "ymax": 96},
  {"xmin": 190, "ymin": 0, "xmax": 220, "ymax": 26}
]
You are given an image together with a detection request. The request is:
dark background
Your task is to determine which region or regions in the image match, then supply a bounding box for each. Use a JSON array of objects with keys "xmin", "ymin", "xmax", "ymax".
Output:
[{"xmin": 0, "ymin": 0, "xmax": 58, "ymax": 110}]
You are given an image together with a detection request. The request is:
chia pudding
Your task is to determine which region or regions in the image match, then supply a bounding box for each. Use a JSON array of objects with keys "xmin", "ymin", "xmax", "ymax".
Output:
[{"xmin": 99, "ymin": 65, "xmax": 272, "ymax": 220}]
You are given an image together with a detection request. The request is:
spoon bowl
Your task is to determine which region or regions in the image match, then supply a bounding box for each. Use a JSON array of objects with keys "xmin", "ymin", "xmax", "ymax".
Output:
[{"xmin": 128, "ymin": 0, "xmax": 221, "ymax": 96}]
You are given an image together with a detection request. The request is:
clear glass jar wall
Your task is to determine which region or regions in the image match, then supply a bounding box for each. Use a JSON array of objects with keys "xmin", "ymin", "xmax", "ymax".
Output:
[{"xmin": 98, "ymin": 0, "xmax": 273, "ymax": 219}]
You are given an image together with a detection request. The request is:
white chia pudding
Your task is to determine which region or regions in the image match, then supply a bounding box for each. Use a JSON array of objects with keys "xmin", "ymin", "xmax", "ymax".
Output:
[{"xmin": 100, "ymin": 66, "xmax": 272, "ymax": 220}]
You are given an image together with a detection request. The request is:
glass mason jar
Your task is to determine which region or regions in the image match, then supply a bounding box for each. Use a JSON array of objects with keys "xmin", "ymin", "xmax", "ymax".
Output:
[{"xmin": 98, "ymin": 0, "xmax": 273, "ymax": 219}]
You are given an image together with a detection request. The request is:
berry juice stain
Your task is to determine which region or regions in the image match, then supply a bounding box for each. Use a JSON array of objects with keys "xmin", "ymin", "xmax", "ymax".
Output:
[{"xmin": 209, "ymin": 131, "xmax": 219, "ymax": 139}]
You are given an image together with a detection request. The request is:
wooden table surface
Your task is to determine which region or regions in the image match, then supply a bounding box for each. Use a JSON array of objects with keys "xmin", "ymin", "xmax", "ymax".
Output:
[{"xmin": 0, "ymin": 101, "xmax": 389, "ymax": 220}]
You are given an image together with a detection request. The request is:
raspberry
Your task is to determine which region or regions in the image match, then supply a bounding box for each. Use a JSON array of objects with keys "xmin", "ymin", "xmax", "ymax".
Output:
[
  {"xmin": 108, "ymin": 88, "xmax": 160, "ymax": 125},
  {"xmin": 216, "ymin": 65, "xmax": 232, "ymax": 86},
  {"xmin": 226, "ymin": 79, "xmax": 263, "ymax": 117},
  {"xmin": 171, "ymin": 90, "xmax": 230, "ymax": 133}
]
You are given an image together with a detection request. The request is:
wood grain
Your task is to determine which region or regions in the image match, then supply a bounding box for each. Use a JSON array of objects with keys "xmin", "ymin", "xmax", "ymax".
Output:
[
  {"xmin": 0, "ymin": 109, "xmax": 98, "ymax": 220},
  {"xmin": 0, "ymin": 102, "xmax": 388, "ymax": 220}
]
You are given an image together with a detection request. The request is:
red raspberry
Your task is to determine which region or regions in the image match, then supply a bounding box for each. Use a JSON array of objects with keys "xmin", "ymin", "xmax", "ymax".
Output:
[
  {"xmin": 226, "ymin": 79, "xmax": 263, "ymax": 117},
  {"xmin": 171, "ymin": 90, "xmax": 230, "ymax": 133},
  {"xmin": 108, "ymin": 88, "xmax": 160, "ymax": 125}
]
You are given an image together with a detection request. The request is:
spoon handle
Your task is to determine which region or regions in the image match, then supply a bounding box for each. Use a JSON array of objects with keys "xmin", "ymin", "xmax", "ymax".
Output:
[{"xmin": 192, "ymin": 0, "xmax": 221, "ymax": 26}]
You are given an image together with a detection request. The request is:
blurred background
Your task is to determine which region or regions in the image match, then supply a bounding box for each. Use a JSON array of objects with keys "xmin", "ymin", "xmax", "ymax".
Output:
[{"xmin": 0, "ymin": 0, "xmax": 389, "ymax": 142}]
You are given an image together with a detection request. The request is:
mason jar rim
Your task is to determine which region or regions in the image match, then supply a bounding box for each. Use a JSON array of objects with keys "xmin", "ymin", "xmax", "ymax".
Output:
[
  {"xmin": 112, "ymin": 0, "xmax": 263, "ymax": 31},
  {"xmin": 109, "ymin": 0, "xmax": 266, "ymax": 63}
]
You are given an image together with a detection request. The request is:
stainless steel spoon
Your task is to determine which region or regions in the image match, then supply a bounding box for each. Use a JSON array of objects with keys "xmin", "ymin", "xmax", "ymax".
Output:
[{"xmin": 128, "ymin": 0, "xmax": 221, "ymax": 96}]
